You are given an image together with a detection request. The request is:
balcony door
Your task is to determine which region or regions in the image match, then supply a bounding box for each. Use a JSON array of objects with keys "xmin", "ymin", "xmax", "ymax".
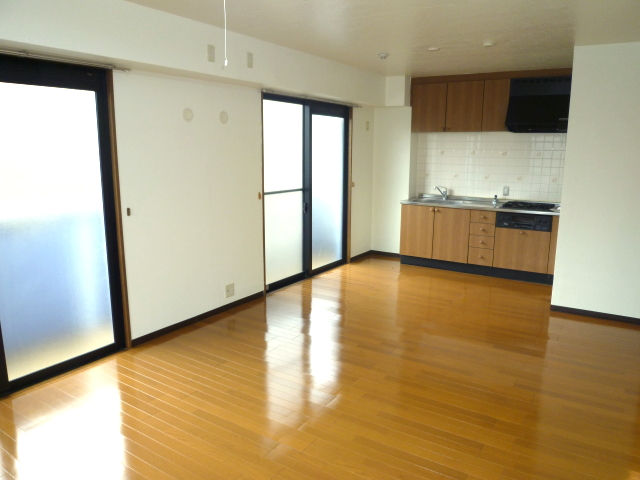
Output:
[
  {"xmin": 0, "ymin": 54, "xmax": 126, "ymax": 394},
  {"xmin": 262, "ymin": 94, "xmax": 349, "ymax": 291}
]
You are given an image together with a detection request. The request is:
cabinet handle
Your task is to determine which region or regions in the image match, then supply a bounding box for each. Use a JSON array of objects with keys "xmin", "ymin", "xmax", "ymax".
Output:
[
  {"xmin": 430, "ymin": 207, "xmax": 434, "ymax": 211},
  {"xmin": 478, "ymin": 255, "xmax": 483, "ymax": 259},
  {"xmin": 435, "ymin": 208, "xmax": 439, "ymax": 212},
  {"xmin": 479, "ymin": 241, "xmax": 484, "ymax": 244},
  {"xmin": 520, "ymin": 231, "xmax": 524, "ymax": 235},
  {"xmin": 480, "ymin": 228, "xmax": 485, "ymax": 231},
  {"xmin": 480, "ymin": 215, "xmax": 485, "ymax": 219}
]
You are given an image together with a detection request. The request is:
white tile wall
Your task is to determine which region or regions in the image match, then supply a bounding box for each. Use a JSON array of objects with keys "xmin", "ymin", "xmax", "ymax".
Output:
[{"xmin": 415, "ymin": 132, "xmax": 566, "ymax": 202}]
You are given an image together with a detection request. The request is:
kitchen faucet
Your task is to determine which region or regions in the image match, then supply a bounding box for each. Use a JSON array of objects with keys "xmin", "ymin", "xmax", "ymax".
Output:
[{"xmin": 434, "ymin": 186, "xmax": 448, "ymax": 200}]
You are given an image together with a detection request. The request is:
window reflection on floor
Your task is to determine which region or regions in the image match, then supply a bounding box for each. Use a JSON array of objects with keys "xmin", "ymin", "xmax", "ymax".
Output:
[{"xmin": 2, "ymin": 375, "xmax": 125, "ymax": 479}]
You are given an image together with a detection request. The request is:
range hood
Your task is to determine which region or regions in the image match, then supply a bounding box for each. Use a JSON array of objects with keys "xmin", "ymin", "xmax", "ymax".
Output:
[{"xmin": 505, "ymin": 76, "xmax": 572, "ymax": 133}]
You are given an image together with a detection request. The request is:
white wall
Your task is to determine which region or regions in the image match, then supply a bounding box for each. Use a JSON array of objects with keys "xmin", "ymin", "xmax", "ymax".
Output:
[
  {"xmin": 0, "ymin": 0, "xmax": 386, "ymax": 107},
  {"xmin": 114, "ymin": 71, "xmax": 264, "ymax": 339},
  {"xmin": 552, "ymin": 42, "xmax": 640, "ymax": 319},
  {"xmin": 385, "ymin": 76, "xmax": 411, "ymax": 107},
  {"xmin": 350, "ymin": 108, "xmax": 375, "ymax": 257},
  {"xmin": 371, "ymin": 107, "xmax": 413, "ymax": 253}
]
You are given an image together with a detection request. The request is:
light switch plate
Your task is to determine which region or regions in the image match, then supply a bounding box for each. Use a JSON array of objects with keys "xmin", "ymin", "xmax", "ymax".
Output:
[
  {"xmin": 503, "ymin": 186, "xmax": 510, "ymax": 196},
  {"xmin": 247, "ymin": 52, "xmax": 253, "ymax": 68},
  {"xmin": 225, "ymin": 283, "xmax": 234, "ymax": 298},
  {"xmin": 207, "ymin": 44, "xmax": 215, "ymax": 62}
]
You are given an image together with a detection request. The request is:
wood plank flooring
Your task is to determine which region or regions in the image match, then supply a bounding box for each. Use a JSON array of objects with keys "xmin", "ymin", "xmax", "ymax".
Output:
[{"xmin": 2, "ymin": 255, "xmax": 640, "ymax": 479}]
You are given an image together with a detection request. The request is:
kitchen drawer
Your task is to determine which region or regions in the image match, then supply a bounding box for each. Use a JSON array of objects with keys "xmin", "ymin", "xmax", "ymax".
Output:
[
  {"xmin": 470, "ymin": 210, "xmax": 496, "ymax": 224},
  {"xmin": 469, "ymin": 222, "xmax": 495, "ymax": 237},
  {"xmin": 468, "ymin": 247, "xmax": 493, "ymax": 266},
  {"xmin": 469, "ymin": 235, "xmax": 494, "ymax": 249}
]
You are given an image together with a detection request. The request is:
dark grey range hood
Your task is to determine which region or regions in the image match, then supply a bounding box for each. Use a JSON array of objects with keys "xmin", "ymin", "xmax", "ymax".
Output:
[{"xmin": 505, "ymin": 76, "xmax": 572, "ymax": 133}]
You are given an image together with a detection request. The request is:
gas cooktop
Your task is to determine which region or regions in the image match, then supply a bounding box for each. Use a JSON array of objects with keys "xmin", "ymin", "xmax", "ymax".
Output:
[{"xmin": 500, "ymin": 201, "xmax": 557, "ymax": 212}]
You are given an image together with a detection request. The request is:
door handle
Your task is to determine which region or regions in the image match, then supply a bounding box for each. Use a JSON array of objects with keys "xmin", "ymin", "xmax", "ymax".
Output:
[{"xmin": 303, "ymin": 202, "xmax": 309, "ymax": 214}]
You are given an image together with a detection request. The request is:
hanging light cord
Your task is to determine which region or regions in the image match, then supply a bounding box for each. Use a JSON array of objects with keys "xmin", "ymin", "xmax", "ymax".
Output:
[{"xmin": 223, "ymin": 0, "xmax": 228, "ymax": 67}]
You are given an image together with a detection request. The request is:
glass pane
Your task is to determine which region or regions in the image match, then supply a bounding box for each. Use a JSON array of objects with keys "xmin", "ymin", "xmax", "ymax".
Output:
[
  {"xmin": 263, "ymin": 100, "xmax": 303, "ymax": 192},
  {"xmin": 311, "ymin": 115, "xmax": 344, "ymax": 270},
  {"xmin": 264, "ymin": 192, "xmax": 303, "ymax": 285},
  {"xmin": 0, "ymin": 82, "xmax": 115, "ymax": 381}
]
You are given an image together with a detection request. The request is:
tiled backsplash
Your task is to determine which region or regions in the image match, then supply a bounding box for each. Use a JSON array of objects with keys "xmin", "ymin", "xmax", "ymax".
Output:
[{"xmin": 415, "ymin": 132, "xmax": 566, "ymax": 202}]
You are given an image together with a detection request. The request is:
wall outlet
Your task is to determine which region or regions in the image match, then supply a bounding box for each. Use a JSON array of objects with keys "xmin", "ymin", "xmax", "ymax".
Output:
[
  {"xmin": 503, "ymin": 186, "xmax": 510, "ymax": 196},
  {"xmin": 225, "ymin": 283, "xmax": 235, "ymax": 298},
  {"xmin": 207, "ymin": 44, "xmax": 215, "ymax": 62},
  {"xmin": 247, "ymin": 52, "xmax": 253, "ymax": 68},
  {"xmin": 366, "ymin": 121, "xmax": 370, "ymax": 131}
]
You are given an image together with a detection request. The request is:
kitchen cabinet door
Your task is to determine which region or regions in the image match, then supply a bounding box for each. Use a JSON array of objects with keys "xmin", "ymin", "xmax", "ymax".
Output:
[
  {"xmin": 411, "ymin": 83, "xmax": 448, "ymax": 132},
  {"xmin": 482, "ymin": 79, "xmax": 510, "ymax": 131},
  {"xmin": 494, "ymin": 228, "xmax": 551, "ymax": 273},
  {"xmin": 432, "ymin": 207, "xmax": 471, "ymax": 263},
  {"xmin": 445, "ymin": 81, "xmax": 484, "ymax": 132},
  {"xmin": 547, "ymin": 217, "xmax": 560, "ymax": 274},
  {"xmin": 400, "ymin": 205, "xmax": 435, "ymax": 258}
]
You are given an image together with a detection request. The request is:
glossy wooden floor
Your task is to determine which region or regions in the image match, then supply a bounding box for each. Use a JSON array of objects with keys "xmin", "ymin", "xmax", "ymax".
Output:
[{"xmin": 2, "ymin": 256, "xmax": 640, "ymax": 479}]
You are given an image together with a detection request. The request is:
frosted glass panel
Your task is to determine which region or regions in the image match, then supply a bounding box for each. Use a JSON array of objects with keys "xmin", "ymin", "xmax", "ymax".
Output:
[
  {"xmin": 0, "ymin": 82, "xmax": 115, "ymax": 381},
  {"xmin": 263, "ymin": 100, "xmax": 303, "ymax": 192},
  {"xmin": 311, "ymin": 115, "xmax": 344, "ymax": 270},
  {"xmin": 264, "ymin": 192, "xmax": 304, "ymax": 284}
]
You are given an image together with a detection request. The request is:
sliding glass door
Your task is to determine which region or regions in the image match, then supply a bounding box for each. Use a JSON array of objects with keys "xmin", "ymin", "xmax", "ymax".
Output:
[
  {"xmin": 263, "ymin": 94, "xmax": 349, "ymax": 290},
  {"xmin": 0, "ymin": 55, "xmax": 125, "ymax": 394}
]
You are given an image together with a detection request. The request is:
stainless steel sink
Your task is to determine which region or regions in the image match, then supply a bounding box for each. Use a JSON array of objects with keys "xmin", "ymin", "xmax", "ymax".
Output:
[{"xmin": 417, "ymin": 198, "xmax": 492, "ymax": 206}]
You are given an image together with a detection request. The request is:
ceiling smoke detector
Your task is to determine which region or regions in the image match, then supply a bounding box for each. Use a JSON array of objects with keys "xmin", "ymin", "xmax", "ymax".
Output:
[
  {"xmin": 483, "ymin": 41, "xmax": 496, "ymax": 47},
  {"xmin": 427, "ymin": 47, "xmax": 440, "ymax": 52},
  {"xmin": 378, "ymin": 53, "xmax": 389, "ymax": 60}
]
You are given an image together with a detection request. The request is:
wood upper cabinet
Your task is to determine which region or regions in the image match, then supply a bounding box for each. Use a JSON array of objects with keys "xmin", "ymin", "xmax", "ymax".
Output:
[
  {"xmin": 445, "ymin": 81, "xmax": 484, "ymax": 132},
  {"xmin": 547, "ymin": 217, "xmax": 560, "ymax": 274},
  {"xmin": 432, "ymin": 208, "xmax": 471, "ymax": 263},
  {"xmin": 400, "ymin": 204, "xmax": 435, "ymax": 258},
  {"xmin": 482, "ymin": 79, "xmax": 511, "ymax": 131},
  {"xmin": 411, "ymin": 83, "xmax": 447, "ymax": 132},
  {"xmin": 493, "ymin": 229, "xmax": 551, "ymax": 274}
]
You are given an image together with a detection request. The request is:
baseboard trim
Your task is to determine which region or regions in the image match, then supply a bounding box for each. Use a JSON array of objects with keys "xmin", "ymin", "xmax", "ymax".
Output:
[
  {"xmin": 550, "ymin": 305, "xmax": 640, "ymax": 325},
  {"xmin": 350, "ymin": 250, "xmax": 372, "ymax": 261},
  {"xmin": 371, "ymin": 250, "xmax": 401, "ymax": 258},
  {"xmin": 131, "ymin": 291, "xmax": 265, "ymax": 347},
  {"xmin": 401, "ymin": 255, "xmax": 554, "ymax": 285},
  {"xmin": 350, "ymin": 250, "xmax": 401, "ymax": 261}
]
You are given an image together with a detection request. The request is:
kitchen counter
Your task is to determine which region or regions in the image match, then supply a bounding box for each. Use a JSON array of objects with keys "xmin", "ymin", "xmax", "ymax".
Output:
[{"xmin": 401, "ymin": 195, "xmax": 560, "ymax": 216}]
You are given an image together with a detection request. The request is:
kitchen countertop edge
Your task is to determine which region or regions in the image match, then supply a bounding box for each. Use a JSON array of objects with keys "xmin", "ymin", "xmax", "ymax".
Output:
[{"xmin": 400, "ymin": 199, "xmax": 560, "ymax": 216}]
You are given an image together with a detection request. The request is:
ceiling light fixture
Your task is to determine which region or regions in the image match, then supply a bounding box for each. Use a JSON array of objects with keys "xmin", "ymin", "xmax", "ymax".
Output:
[
  {"xmin": 378, "ymin": 53, "xmax": 389, "ymax": 60},
  {"xmin": 427, "ymin": 47, "xmax": 440, "ymax": 52},
  {"xmin": 483, "ymin": 41, "xmax": 495, "ymax": 48}
]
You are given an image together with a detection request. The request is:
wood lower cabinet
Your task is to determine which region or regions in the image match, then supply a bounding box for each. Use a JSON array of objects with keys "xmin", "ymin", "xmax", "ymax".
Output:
[
  {"xmin": 400, "ymin": 204, "xmax": 435, "ymax": 258},
  {"xmin": 400, "ymin": 205, "xmax": 559, "ymax": 279},
  {"xmin": 411, "ymin": 83, "xmax": 447, "ymax": 133},
  {"xmin": 432, "ymin": 208, "xmax": 470, "ymax": 263},
  {"xmin": 547, "ymin": 217, "xmax": 560, "ymax": 274},
  {"xmin": 493, "ymin": 228, "xmax": 551, "ymax": 274},
  {"xmin": 445, "ymin": 81, "xmax": 484, "ymax": 132}
]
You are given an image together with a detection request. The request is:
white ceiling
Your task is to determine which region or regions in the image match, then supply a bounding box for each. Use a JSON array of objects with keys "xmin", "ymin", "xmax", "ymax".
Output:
[{"xmin": 126, "ymin": 0, "xmax": 640, "ymax": 77}]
